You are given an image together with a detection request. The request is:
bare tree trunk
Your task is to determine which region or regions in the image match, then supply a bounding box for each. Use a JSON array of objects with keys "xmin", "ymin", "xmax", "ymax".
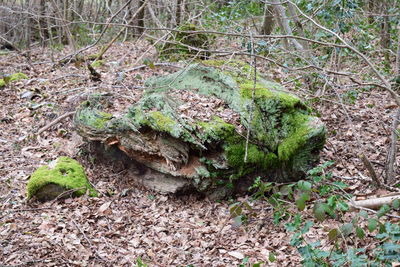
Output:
[
  {"xmin": 51, "ymin": 0, "xmax": 76, "ymax": 50},
  {"xmin": 176, "ymin": 0, "xmax": 182, "ymax": 27},
  {"xmin": 271, "ymin": 0, "xmax": 304, "ymax": 52},
  {"xmin": 396, "ymin": 35, "xmax": 400, "ymax": 76},
  {"xmin": 39, "ymin": 0, "xmax": 48, "ymax": 46},
  {"xmin": 24, "ymin": 0, "xmax": 31, "ymax": 50},
  {"xmin": 386, "ymin": 28, "xmax": 400, "ymax": 185},
  {"xmin": 46, "ymin": 2, "xmax": 55, "ymax": 61},
  {"xmin": 147, "ymin": 2, "xmax": 164, "ymax": 28},
  {"xmin": 136, "ymin": 0, "xmax": 146, "ymax": 35},
  {"xmin": 271, "ymin": 0, "xmax": 289, "ymax": 50},
  {"xmin": 380, "ymin": 1, "xmax": 391, "ymax": 66},
  {"xmin": 260, "ymin": 3, "xmax": 274, "ymax": 35},
  {"xmin": 367, "ymin": 0, "xmax": 374, "ymax": 23},
  {"xmin": 287, "ymin": 2, "xmax": 308, "ymax": 50},
  {"xmin": 386, "ymin": 108, "xmax": 400, "ymax": 185}
]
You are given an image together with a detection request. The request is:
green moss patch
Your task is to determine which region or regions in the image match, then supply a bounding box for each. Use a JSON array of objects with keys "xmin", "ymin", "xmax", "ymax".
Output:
[
  {"xmin": 75, "ymin": 100, "xmax": 113, "ymax": 130},
  {"xmin": 0, "ymin": 72, "xmax": 28, "ymax": 87},
  {"xmin": 90, "ymin": 60, "xmax": 105, "ymax": 68},
  {"xmin": 197, "ymin": 117, "xmax": 235, "ymax": 143},
  {"xmin": 27, "ymin": 157, "xmax": 97, "ymax": 200}
]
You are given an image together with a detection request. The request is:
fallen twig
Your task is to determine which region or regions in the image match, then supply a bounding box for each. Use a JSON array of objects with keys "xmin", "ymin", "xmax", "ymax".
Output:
[
  {"xmin": 4, "ymin": 207, "xmax": 53, "ymax": 213},
  {"xmin": 349, "ymin": 202, "xmax": 400, "ymax": 219},
  {"xmin": 37, "ymin": 111, "xmax": 75, "ymax": 136},
  {"xmin": 72, "ymin": 219, "xmax": 93, "ymax": 247},
  {"xmin": 350, "ymin": 193, "xmax": 400, "ymax": 210},
  {"xmin": 125, "ymin": 62, "xmax": 182, "ymax": 72},
  {"xmin": 50, "ymin": 187, "xmax": 85, "ymax": 204}
]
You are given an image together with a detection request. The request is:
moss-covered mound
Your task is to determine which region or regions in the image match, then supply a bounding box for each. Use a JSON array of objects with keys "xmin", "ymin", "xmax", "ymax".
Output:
[
  {"xmin": 27, "ymin": 157, "xmax": 97, "ymax": 201},
  {"xmin": 74, "ymin": 61, "xmax": 325, "ymax": 198},
  {"xmin": 0, "ymin": 72, "xmax": 28, "ymax": 87},
  {"xmin": 158, "ymin": 24, "xmax": 212, "ymax": 61}
]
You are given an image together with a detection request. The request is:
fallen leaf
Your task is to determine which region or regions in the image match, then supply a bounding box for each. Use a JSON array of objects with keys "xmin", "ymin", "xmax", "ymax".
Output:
[{"xmin": 227, "ymin": 251, "xmax": 244, "ymax": 259}]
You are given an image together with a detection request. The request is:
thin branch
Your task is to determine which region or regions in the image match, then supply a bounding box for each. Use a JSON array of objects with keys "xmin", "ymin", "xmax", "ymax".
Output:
[
  {"xmin": 57, "ymin": 0, "xmax": 134, "ymax": 63},
  {"xmin": 37, "ymin": 111, "xmax": 75, "ymax": 136},
  {"xmin": 125, "ymin": 62, "xmax": 182, "ymax": 72},
  {"xmin": 288, "ymin": 0, "xmax": 397, "ymax": 104}
]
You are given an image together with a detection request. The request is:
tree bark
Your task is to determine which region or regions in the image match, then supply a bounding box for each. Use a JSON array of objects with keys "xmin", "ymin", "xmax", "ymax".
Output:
[
  {"xmin": 136, "ymin": 0, "xmax": 146, "ymax": 35},
  {"xmin": 287, "ymin": 2, "xmax": 308, "ymax": 50},
  {"xmin": 396, "ymin": 35, "xmax": 400, "ymax": 76},
  {"xmin": 175, "ymin": 0, "xmax": 182, "ymax": 27},
  {"xmin": 367, "ymin": 0, "xmax": 376, "ymax": 24},
  {"xmin": 385, "ymin": 108, "xmax": 400, "ymax": 185},
  {"xmin": 39, "ymin": 0, "xmax": 48, "ymax": 46},
  {"xmin": 271, "ymin": 0, "xmax": 304, "ymax": 52},
  {"xmin": 260, "ymin": 3, "xmax": 274, "ymax": 35},
  {"xmin": 380, "ymin": 1, "xmax": 391, "ymax": 65}
]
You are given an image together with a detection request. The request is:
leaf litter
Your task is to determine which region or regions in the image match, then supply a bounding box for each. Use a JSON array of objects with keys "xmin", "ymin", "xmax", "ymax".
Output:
[{"xmin": 0, "ymin": 40, "xmax": 398, "ymax": 266}]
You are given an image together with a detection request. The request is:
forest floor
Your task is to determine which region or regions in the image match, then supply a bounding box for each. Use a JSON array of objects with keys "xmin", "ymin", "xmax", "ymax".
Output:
[{"xmin": 0, "ymin": 41, "xmax": 398, "ymax": 266}]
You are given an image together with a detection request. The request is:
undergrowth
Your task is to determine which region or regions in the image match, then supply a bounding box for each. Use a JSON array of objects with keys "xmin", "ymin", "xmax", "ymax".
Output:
[{"xmin": 230, "ymin": 161, "xmax": 400, "ymax": 266}]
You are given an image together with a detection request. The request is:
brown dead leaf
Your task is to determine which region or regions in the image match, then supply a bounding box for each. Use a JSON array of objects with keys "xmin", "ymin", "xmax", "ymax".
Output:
[{"xmin": 97, "ymin": 201, "xmax": 112, "ymax": 214}]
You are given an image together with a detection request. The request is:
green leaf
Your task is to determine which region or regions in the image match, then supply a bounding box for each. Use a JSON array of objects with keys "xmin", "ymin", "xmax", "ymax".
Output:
[
  {"xmin": 359, "ymin": 210, "xmax": 369, "ymax": 219},
  {"xmin": 301, "ymin": 221, "xmax": 313, "ymax": 234},
  {"xmin": 379, "ymin": 221, "xmax": 386, "ymax": 234},
  {"xmin": 368, "ymin": 218, "xmax": 378, "ymax": 232},
  {"xmin": 295, "ymin": 192, "xmax": 310, "ymax": 211},
  {"xmin": 241, "ymin": 256, "xmax": 249, "ymax": 265},
  {"xmin": 333, "ymin": 181, "xmax": 348, "ymax": 189},
  {"xmin": 297, "ymin": 180, "xmax": 312, "ymax": 192},
  {"xmin": 143, "ymin": 58, "xmax": 155, "ymax": 69},
  {"xmin": 296, "ymin": 198, "xmax": 306, "ymax": 211},
  {"xmin": 327, "ymin": 195, "xmax": 338, "ymax": 207},
  {"xmin": 242, "ymin": 201, "xmax": 254, "ymax": 214},
  {"xmin": 279, "ymin": 185, "xmax": 292, "ymax": 196},
  {"xmin": 232, "ymin": 216, "xmax": 243, "ymax": 227},
  {"xmin": 252, "ymin": 262, "xmax": 263, "ymax": 267},
  {"xmin": 340, "ymin": 223, "xmax": 353, "ymax": 236},
  {"xmin": 356, "ymin": 227, "xmax": 365, "ymax": 239},
  {"xmin": 328, "ymin": 228, "xmax": 338, "ymax": 241},
  {"xmin": 285, "ymin": 214, "xmax": 302, "ymax": 231},
  {"xmin": 268, "ymin": 252, "xmax": 276, "ymax": 262},
  {"xmin": 337, "ymin": 200, "xmax": 349, "ymax": 211},
  {"xmin": 230, "ymin": 203, "xmax": 242, "ymax": 217},
  {"xmin": 392, "ymin": 199, "xmax": 400, "ymax": 209},
  {"xmin": 313, "ymin": 202, "xmax": 326, "ymax": 222},
  {"xmin": 377, "ymin": 204, "xmax": 391, "ymax": 218}
]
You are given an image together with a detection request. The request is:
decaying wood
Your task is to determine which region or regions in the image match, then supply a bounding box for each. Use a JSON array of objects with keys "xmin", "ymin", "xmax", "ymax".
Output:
[
  {"xmin": 74, "ymin": 63, "xmax": 326, "ymax": 198},
  {"xmin": 350, "ymin": 193, "xmax": 400, "ymax": 210}
]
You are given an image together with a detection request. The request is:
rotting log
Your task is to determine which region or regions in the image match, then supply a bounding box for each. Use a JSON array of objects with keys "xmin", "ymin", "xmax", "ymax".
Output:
[{"xmin": 74, "ymin": 61, "xmax": 326, "ymax": 198}]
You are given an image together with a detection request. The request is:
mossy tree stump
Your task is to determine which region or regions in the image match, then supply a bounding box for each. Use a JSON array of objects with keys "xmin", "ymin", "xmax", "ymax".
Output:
[
  {"xmin": 158, "ymin": 24, "xmax": 212, "ymax": 61},
  {"xmin": 27, "ymin": 157, "xmax": 97, "ymax": 202},
  {"xmin": 74, "ymin": 61, "xmax": 325, "ymax": 198}
]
